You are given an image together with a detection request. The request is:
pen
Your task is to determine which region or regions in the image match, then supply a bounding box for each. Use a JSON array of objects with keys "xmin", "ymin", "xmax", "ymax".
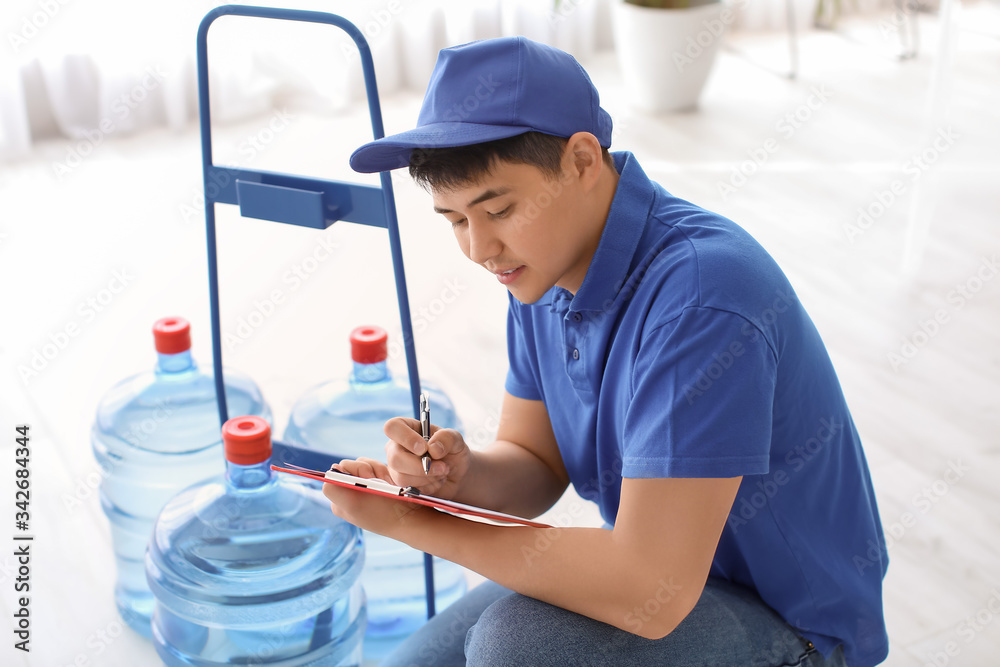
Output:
[{"xmin": 419, "ymin": 392, "xmax": 431, "ymax": 474}]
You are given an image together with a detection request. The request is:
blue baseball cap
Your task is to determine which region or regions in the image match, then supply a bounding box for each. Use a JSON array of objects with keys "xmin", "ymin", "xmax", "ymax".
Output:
[{"xmin": 349, "ymin": 36, "xmax": 613, "ymax": 173}]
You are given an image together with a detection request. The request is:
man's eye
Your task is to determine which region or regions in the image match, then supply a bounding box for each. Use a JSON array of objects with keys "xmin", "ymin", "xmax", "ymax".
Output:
[
  {"xmin": 488, "ymin": 206, "xmax": 511, "ymax": 219},
  {"xmin": 450, "ymin": 218, "xmax": 467, "ymax": 227}
]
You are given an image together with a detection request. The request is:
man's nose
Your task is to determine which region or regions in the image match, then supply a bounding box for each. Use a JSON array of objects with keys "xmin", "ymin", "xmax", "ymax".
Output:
[{"xmin": 467, "ymin": 219, "xmax": 501, "ymax": 265}]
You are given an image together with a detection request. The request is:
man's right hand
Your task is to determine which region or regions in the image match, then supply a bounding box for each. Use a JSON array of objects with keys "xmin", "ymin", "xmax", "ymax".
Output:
[
  {"xmin": 381, "ymin": 392, "xmax": 568, "ymax": 519},
  {"xmin": 382, "ymin": 417, "xmax": 473, "ymax": 500}
]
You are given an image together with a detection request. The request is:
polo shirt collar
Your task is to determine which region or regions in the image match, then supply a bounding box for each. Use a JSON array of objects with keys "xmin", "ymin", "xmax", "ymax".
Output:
[{"xmin": 569, "ymin": 151, "xmax": 654, "ymax": 313}]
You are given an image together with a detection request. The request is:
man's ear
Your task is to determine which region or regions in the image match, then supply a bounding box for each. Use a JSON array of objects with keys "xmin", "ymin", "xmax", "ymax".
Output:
[{"xmin": 564, "ymin": 132, "xmax": 604, "ymax": 190}]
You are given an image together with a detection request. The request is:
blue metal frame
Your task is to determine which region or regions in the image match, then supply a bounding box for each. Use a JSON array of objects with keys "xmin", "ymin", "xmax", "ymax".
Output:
[{"xmin": 196, "ymin": 4, "xmax": 435, "ymax": 619}]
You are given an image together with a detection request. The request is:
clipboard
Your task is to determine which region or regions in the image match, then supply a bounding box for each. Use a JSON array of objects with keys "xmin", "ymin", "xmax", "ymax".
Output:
[{"xmin": 271, "ymin": 464, "xmax": 552, "ymax": 528}]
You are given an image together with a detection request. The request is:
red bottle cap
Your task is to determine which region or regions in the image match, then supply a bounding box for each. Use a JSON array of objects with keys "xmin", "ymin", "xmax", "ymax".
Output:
[
  {"xmin": 153, "ymin": 317, "xmax": 192, "ymax": 354},
  {"xmin": 222, "ymin": 416, "xmax": 271, "ymax": 465},
  {"xmin": 350, "ymin": 325, "xmax": 388, "ymax": 364}
]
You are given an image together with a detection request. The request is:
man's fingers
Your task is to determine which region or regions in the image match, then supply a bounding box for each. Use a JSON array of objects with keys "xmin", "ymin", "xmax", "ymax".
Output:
[
  {"xmin": 385, "ymin": 441, "xmax": 428, "ymax": 475},
  {"xmin": 384, "ymin": 441, "xmax": 447, "ymax": 488},
  {"xmin": 384, "ymin": 417, "xmax": 425, "ymax": 455},
  {"xmin": 334, "ymin": 457, "xmax": 394, "ymax": 483},
  {"xmin": 359, "ymin": 457, "xmax": 396, "ymax": 482},
  {"xmin": 332, "ymin": 459, "xmax": 364, "ymax": 475},
  {"xmin": 427, "ymin": 433, "xmax": 452, "ymax": 459},
  {"xmin": 384, "ymin": 416, "xmax": 440, "ymax": 456}
]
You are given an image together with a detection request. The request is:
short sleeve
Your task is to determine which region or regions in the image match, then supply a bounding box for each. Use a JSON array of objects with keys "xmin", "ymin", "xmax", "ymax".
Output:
[
  {"xmin": 504, "ymin": 299, "xmax": 543, "ymax": 401},
  {"xmin": 622, "ymin": 306, "xmax": 776, "ymax": 479}
]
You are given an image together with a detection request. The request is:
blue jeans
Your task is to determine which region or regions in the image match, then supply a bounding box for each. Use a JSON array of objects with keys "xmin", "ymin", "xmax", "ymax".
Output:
[{"xmin": 379, "ymin": 577, "xmax": 847, "ymax": 667}]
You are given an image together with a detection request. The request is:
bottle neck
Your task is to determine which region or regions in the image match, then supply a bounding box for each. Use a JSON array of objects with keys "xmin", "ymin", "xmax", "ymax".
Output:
[
  {"xmin": 156, "ymin": 350, "xmax": 194, "ymax": 373},
  {"xmin": 225, "ymin": 459, "xmax": 274, "ymax": 491},
  {"xmin": 351, "ymin": 360, "xmax": 388, "ymax": 383}
]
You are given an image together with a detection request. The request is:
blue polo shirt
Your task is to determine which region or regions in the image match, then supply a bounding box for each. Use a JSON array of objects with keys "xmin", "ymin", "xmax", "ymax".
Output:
[{"xmin": 504, "ymin": 152, "xmax": 889, "ymax": 666}]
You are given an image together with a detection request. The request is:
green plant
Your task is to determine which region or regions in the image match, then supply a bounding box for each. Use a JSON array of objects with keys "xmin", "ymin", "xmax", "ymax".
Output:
[
  {"xmin": 623, "ymin": 0, "xmax": 719, "ymax": 7},
  {"xmin": 554, "ymin": 0, "xmax": 718, "ymax": 10},
  {"xmin": 814, "ymin": 0, "xmax": 843, "ymax": 29}
]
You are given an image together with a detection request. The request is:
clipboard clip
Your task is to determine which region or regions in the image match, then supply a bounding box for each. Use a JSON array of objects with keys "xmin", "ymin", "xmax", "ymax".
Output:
[{"xmin": 277, "ymin": 462, "xmax": 422, "ymax": 496}]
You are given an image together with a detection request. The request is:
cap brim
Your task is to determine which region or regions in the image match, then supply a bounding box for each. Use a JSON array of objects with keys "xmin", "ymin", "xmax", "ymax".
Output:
[{"xmin": 349, "ymin": 122, "xmax": 536, "ymax": 173}]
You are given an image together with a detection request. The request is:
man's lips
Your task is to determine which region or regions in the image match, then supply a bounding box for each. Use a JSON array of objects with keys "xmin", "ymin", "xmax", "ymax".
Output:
[{"xmin": 494, "ymin": 265, "xmax": 525, "ymax": 285}]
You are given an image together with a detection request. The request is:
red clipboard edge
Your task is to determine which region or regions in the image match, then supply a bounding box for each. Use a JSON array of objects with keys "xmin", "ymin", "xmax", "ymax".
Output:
[{"xmin": 270, "ymin": 465, "xmax": 551, "ymax": 528}]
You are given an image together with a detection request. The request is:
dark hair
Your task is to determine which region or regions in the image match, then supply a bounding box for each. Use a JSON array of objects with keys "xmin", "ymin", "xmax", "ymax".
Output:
[{"xmin": 408, "ymin": 131, "xmax": 612, "ymax": 191}]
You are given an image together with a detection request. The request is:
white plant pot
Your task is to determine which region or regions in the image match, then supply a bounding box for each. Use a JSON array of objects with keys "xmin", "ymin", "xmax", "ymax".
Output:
[{"xmin": 612, "ymin": 1, "xmax": 728, "ymax": 112}]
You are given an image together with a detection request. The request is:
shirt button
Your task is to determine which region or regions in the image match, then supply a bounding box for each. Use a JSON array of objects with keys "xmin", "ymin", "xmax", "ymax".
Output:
[
  {"xmin": 572, "ymin": 312, "xmax": 582, "ymax": 322},
  {"xmin": 572, "ymin": 348, "xmax": 580, "ymax": 360}
]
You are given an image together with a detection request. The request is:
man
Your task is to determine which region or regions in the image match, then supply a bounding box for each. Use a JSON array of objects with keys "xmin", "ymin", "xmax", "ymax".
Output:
[{"xmin": 325, "ymin": 36, "xmax": 889, "ymax": 667}]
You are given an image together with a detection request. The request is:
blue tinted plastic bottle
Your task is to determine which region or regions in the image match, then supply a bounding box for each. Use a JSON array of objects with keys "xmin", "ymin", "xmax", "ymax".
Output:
[
  {"xmin": 91, "ymin": 317, "xmax": 270, "ymax": 637},
  {"xmin": 146, "ymin": 415, "xmax": 366, "ymax": 666},
  {"xmin": 283, "ymin": 325, "xmax": 467, "ymax": 654}
]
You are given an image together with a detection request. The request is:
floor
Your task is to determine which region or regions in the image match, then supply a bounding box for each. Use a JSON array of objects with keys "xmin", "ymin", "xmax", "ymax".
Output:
[{"xmin": 1, "ymin": 3, "xmax": 998, "ymax": 665}]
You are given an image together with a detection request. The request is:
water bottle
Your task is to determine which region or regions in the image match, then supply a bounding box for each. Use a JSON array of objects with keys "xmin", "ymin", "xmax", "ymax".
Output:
[
  {"xmin": 91, "ymin": 317, "xmax": 270, "ymax": 638},
  {"xmin": 283, "ymin": 325, "xmax": 467, "ymax": 654},
  {"xmin": 146, "ymin": 415, "xmax": 366, "ymax": 666}
]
